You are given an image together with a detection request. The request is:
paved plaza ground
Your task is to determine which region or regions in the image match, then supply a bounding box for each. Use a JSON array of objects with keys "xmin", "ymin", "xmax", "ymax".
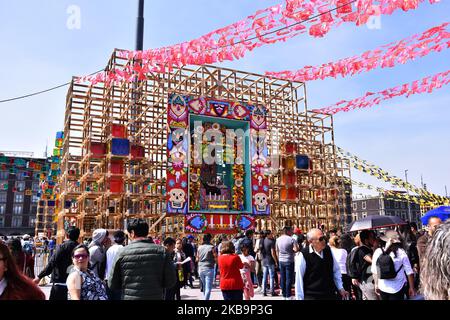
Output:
[{"xmin": 39, "ymin": 278, "xmax": 285, "ymax": 301}]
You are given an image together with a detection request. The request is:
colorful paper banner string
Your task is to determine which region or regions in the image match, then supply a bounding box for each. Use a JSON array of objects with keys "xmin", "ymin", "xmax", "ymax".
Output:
[
  {"xmin": 313, "ymin": 69, "xmax": 450, "ymax": 114},
  {"xmin": 344, "ymin": 177, "xmax": 449, "ymax": 206},
  {"xmin": 266, "ymin": 22, "xmax": 450, "ymax": 82},
  {"xmin": 76, "ymin": 0, "xmax": 441, "ymax": 84},
  {"xmin": 337, "ymin": 146, "xmax": 448, "ymax": 204}
]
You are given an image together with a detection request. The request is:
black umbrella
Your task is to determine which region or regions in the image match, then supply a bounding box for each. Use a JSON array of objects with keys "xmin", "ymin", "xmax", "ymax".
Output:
[{"xmin": 347, "ymin": 215, "xmax": 407, "ymax": 232}]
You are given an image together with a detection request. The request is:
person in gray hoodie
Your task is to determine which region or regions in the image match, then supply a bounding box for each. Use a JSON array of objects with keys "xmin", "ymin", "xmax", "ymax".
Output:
[{"xmin": 88, "ymin": 229, "xmax": 110, "ymax": 279}]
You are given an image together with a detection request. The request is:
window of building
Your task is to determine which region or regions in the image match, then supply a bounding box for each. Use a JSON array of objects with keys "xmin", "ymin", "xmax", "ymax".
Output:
[
  {"xmin": 0, "ymin": 217, "xmax": 4, "ymax": 227},
  {"xmin": 13, "ymin": 204, "xmax": 22, "ymax": 215},
  {"xmin": 394, "ymin": 202, "xmax": 399, "ymax": 208},
  {"xmin": 29, "ymin": 218, "xmax": 36, "ymax": 227},
  {"xmin": 0, "ymin": 204, "xmax": 5, "ymax": 214},
  {"xmin": 401, "ymin": 202, "xmax": 405, "ymax": 209},
  {"xmin": 15, "ymin": 181, "xmax": 25, "ymax": 192},
  {"xmin": 362, "ymin": 212, "xmax": 367, "ymax": 218},
  {"xmin": 14, "ymin": 193, "xmax": 24, "ymax": 203},
  {"xmin": 362, "ymin": 201, "xmax": 367, "ymax": 210},
  {"xmin": 16, "ymin": 171, "xmax": 26, "ymax": 181},
  {"xmin": 12, "ymin": 216, "xmax": 22, "ymax": 227},
  {"xmin": 32, "ymin": 195, "xmax": 39, "ymax": 203},
  {"xmin": 0, "ymin": 192, "xmax": 6, "ymax": 202},
  {"xmin": 352, "ymin": 203, "xmax": 357, "ymax": 210},
  {"xmin": 32, "ymin": 182, "xmax": 39, "ymax": 192},
  {"xmin": 0, "ymin": 171, "xmax": 8, "ymax": 180}
]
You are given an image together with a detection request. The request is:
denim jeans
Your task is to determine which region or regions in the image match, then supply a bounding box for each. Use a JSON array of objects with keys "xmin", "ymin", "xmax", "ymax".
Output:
[
  {"xmin": 199, "ymin": 268, "xmax": 214, "ymax": 300},
  {"xmin": 279, "ymin": 261, "xmax": 294, "ymax": 298},
  {"xmin": 262, "ymin": 264, "xmax": 275, "ymax": 293}
]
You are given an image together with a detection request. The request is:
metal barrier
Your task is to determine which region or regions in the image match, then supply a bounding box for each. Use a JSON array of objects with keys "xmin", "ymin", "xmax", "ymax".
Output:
[{"xmin": 34, "ymin": 247, "xmax": 50, "ymax": 285}]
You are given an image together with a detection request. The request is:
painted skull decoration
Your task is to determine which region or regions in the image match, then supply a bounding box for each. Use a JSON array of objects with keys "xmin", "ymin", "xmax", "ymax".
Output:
[
  {"xmin": 254, "ymin": 192, "xmax": 268, "ymax": 212},
  {"xmin": 169, "ymin": 188, "xmax": 186, "ymax": 209}
]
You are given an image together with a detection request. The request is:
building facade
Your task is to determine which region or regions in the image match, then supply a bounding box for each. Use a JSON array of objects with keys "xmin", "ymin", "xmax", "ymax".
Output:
[
  {"xmin": 352, "ymin": 193, "xmax": 422, "ymax": 226},
  {"xmin": 0, "ymin": 155, "xmax": 48, "ymax": 236}
]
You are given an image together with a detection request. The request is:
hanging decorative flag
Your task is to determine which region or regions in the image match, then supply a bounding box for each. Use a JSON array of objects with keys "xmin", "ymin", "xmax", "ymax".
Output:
[
  {"xmin": 76, "ymin": 0, "xmax": 441, "ymax": 84},
  {"xmin": 266, "ymin": 22, "xmax": 450, "ymax": 82},
  {"xmin": 313, "ymin": 69, "xmax": 450, "ymax": 114}
]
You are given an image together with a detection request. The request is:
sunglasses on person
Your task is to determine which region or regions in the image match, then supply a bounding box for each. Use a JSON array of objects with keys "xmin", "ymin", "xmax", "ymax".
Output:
[
  {"xmin": 73, "ymin": 254, "xmax": 88, "ymax": 260},
  {"xmin": 314, "ymin": 236, "xmax": 326, "ymax": 242}
]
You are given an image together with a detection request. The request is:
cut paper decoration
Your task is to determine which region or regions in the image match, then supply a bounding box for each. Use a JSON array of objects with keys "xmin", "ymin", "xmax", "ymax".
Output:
[
  {"xmin": 266, "ymin": 22, "xmax": 450, "ymax": 82},
  {"xmin": 313, "ymin": 69, "xmax": 450, "ymax": 115},
  {"xmin": 76, "ymin": 0, "xmax": 441, "ymax": 84}
]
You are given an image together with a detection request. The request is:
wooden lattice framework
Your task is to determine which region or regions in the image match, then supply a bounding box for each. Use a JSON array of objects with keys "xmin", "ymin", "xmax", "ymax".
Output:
[{"xmin": 56, "ymin": 49, "xmax": 351, "ymax": 240}]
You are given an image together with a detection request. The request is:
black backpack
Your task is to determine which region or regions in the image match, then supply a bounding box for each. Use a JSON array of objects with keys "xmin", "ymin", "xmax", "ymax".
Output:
[
  {"xmin": 346, "ymin": 246, "xmax": 363, "ymax": 279},
  {"xmin": 376, "ymin": 249, "xmax": 403, "ymax": 279}
]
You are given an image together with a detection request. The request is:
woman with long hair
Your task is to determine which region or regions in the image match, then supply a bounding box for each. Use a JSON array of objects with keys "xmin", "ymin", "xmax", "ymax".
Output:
[
  {"xmin": 7, "ymin": 238, "xmax": 35, "ymax": 278},
  {"xmin": 0, "ymin": 242, "xmax": 45, "ymax": 300}
]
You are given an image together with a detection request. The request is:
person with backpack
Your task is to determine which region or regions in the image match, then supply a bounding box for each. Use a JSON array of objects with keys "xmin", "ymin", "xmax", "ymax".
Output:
[
  {"xmin": 348, "ymin": 230, "xmax": 378, "ymax": 300},
  {"xmin": 371, "ymin": 230, "xmax": 416, "ymax": 300}
]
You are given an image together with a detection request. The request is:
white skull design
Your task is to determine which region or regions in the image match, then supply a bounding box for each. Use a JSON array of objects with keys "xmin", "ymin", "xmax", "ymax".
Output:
[
  {"xmin": 254, "ymin": 192, "xmax": 268, "ymax": 212},
  {"xmin": 169, "ymin": 188, "xmax": 186, "ymax": 209}
]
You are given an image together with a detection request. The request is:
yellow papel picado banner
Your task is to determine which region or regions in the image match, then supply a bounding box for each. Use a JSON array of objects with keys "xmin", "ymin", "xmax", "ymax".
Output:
[{"xmin": 337, "ymin": 147, "xmax": 449, "ymax": 206}]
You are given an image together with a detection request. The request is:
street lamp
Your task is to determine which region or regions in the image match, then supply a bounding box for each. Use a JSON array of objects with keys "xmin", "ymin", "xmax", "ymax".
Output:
[{"xmin": 405, "ymin": 169, "xmax": 412, "ymax": 222}]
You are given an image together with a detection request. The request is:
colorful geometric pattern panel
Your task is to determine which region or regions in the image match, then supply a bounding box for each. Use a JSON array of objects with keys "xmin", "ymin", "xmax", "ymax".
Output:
[
  {"xmin": 184, "ymin": 213, "xmax": 255, "ymax": 234},
  {"xmin": 167, "ymin": 94, "xmax": 189, "ymax": 215}
]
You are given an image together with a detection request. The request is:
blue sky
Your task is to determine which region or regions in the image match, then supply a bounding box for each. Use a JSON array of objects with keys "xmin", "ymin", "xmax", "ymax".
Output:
[{"xmin": 0, "ymin": 0, "xmax": 449, "ymax": 197}]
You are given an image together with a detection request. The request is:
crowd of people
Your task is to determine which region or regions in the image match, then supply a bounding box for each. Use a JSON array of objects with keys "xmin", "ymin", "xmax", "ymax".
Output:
[{"xmin": 0, "ymin": 216, "xmax": 449, "ymax": 301}]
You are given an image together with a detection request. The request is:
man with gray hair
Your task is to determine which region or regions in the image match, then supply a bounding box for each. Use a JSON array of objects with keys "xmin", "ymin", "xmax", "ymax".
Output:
[{"xmin": 294, "ymin": 228, "xmax": 349, "ymax": 300}]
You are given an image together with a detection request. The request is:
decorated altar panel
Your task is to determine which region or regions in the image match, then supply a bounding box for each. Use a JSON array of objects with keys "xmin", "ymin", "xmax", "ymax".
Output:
[{"xmin": 166, "ymin": 93, "xmax": 270, "ymax": 233}]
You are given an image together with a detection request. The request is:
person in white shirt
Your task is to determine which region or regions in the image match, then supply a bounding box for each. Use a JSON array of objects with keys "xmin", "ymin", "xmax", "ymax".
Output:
[
  {"xmin": 371, "ymin": 230, "xmax": 415, "ymax": 300},
  {"xmin": 329, "ymin": 236, "xmax": 351, "ymax": 297},
  {"xmin": 105, "ymin": 230, "xmax": 125, "ymax": 300},
  {"xmin": 294, "ymin": 228, "xmax": 349, "ymax": 300}
]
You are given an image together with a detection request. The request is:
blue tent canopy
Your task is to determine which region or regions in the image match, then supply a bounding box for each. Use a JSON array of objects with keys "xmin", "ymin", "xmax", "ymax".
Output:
[{"xmin": 420, "ymin": 206, "xmax": 450, "ymax": 225}]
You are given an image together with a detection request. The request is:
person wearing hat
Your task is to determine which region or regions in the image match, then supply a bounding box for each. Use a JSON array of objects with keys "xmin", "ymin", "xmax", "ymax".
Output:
[
  {"xmin": 371, "ymin": 229, "xmax": 416, "ymax": 300},
  {"xmin": 88, "ymin": 229, "xmax": 110, "ymax": 280}
]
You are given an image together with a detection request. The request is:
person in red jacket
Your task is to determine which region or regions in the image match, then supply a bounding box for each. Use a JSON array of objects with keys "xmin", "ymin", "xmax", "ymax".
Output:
[
  {"xmin": 218, "ymin": 240, "xmax": 246, "ymax": 300},
  {"xmin": 0, "ymin": 242, "xmax": 45, "ymax": 300}
]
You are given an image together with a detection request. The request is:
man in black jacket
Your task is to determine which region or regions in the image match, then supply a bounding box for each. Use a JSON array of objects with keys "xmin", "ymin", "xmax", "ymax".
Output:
[{"xmin": 33, "ymin": 226, "xmax": 80, "ymax": 300}]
